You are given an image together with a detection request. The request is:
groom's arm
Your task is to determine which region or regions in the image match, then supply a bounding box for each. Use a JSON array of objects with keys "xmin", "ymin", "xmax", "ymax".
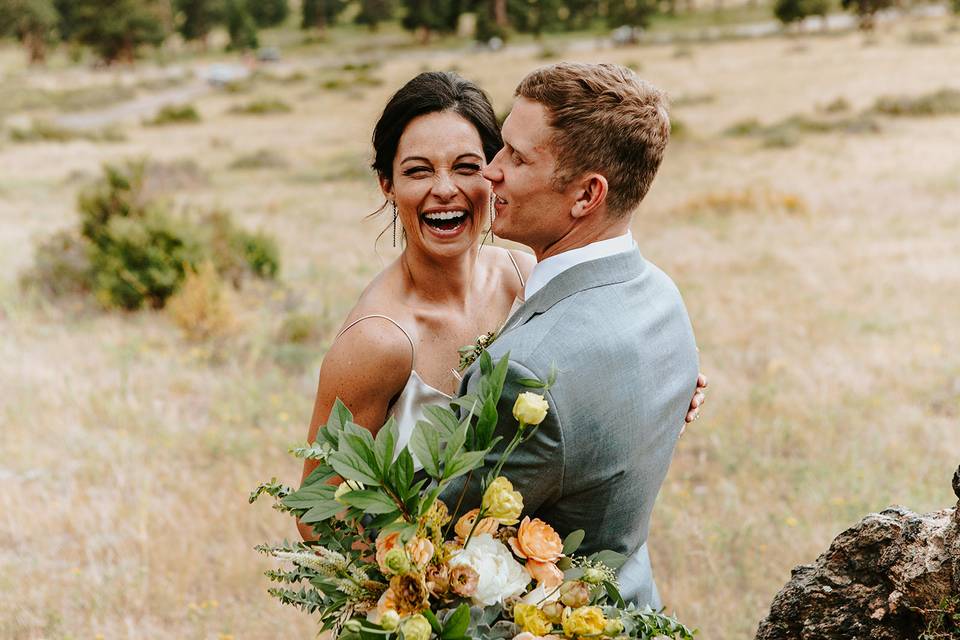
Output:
[{"xmin": 440, "ymin": 358, "xmax": 564, "ymax": 521}]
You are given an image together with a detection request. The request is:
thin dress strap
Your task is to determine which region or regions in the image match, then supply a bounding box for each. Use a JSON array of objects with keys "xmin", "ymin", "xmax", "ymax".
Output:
[
  {"xmin": 335, "ymin": 314, "xmax": 415, "ymax": 368},
  {"xmin": 506, "ymin": 250, "xmax": 526, "ymax": 288}
]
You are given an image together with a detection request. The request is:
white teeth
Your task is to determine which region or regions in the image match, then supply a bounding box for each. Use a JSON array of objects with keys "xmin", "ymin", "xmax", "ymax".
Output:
[{"xmin": 424, "ymin": 210, "xmax": 467, "ymax": 221}]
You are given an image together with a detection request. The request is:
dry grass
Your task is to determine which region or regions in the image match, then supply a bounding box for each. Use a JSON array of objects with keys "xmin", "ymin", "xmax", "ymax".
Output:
[{"xmin": 1, "ymin": 16, "xmax": 959, "ymax": 639}]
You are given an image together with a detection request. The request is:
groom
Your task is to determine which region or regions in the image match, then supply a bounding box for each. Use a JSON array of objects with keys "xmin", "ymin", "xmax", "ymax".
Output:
[{"xmin": 441, "ymin": 63, "xmax": 699, "ymax": 607}]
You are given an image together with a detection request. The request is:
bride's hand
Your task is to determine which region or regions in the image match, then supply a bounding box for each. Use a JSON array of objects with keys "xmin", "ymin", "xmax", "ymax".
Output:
[{"xmin": 682, "ymin": 373, "xmax": 708, "ymax": 433}]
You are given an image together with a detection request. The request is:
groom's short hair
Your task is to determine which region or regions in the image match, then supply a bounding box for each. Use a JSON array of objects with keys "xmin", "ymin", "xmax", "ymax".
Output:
[{"xmin": 515, "ymin": 62, "xmax": 670, "ymax": 218}]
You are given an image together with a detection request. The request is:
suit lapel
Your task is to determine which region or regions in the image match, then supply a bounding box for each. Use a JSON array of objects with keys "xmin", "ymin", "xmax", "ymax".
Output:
[{"xmin": 499, "ymin": 248, "xmax": 646, "ymax": 337}]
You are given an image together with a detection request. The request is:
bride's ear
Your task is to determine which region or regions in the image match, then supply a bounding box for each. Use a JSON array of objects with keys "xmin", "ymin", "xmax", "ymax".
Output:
[
  {"xmin": 378, "ymin": 175, "xmax": 394, "ymax": 200},
  {"xmin": 570, "ymin": 174, "xmax": 608, "ymax": 219}
]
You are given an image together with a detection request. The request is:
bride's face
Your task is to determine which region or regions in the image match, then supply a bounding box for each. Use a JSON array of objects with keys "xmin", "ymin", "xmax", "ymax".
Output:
[{"xmin": 381, "ymin": 111, "xmax": 490, "ymax": 259}]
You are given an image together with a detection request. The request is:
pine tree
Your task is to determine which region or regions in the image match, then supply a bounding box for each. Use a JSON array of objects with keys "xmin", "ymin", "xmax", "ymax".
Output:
[
  {"xmin": 400, "ymin": 0, "xmax": 459, "ymax": 40},
  {"xmin": 301, "ymin": 0, "xmax": 347, "ymax": 30},
  {"xmin": 247, "ymin": 0, "xmax": 289, "ymax": 27},
  {"xmin": 174, "ymin": 0, "xmax": 224, "ymax": 43},
  {"xmin": 0, "ymin": 0, "xmax": 59, "ymax": 64},
  {"xmin": 840, "ymin": 0, "xmax": 893, "ymax": 30},
  {"xmin": 224, "ymin": 0, "xmax": 258, "ymax": 49},
  {"xmin": 355, "ymin": 0, "xmax": 394, "ymax": 30},
  {"xmin": 72, "ymin": 0, "xmax": 168, "ymax": 63},
  {"xmin": 607, "ymin": 0, "xmax": 658, "ymax": 29}
]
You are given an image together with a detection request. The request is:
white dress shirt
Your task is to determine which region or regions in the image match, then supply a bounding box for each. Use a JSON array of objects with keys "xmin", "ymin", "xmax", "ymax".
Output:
[{"xmin": 524, "ymin": 231, "xmax": 637, "ymax": 300}]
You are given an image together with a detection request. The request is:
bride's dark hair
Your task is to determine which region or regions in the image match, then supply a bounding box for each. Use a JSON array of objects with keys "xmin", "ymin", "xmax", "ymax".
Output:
[{"xmin": 372, "ymin": 71, "xmax": 502, "ymax": 180}]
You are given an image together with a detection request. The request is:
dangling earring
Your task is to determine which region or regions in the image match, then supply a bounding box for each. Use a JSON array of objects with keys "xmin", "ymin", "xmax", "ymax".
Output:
[
  {"xmin": 391, "ymin": 201, "xmax": 398, "ymax": 248},
  {"xmin": 488, "ymin": 193, "xmax": 496, "ymax": 244}
]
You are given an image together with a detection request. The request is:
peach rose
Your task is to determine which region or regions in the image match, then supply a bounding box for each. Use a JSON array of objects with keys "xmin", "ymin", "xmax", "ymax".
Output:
[
  {"xmin": 375, "ymin": 531, "xmax": 401, "ymax": 573},
  {"xmin": 455, "ymin": 508, "xmax": 500, "ymax": 540},
  {"xmin": 525, "ymin": 559, "xmax": 564, "ymax": 588},
  {"xmin": 508, "ymin": 517, "xmax": 563, "ymax": 563},
  {"xmin": 367, "ymin": 587, "xmax": 398, "ymax": 624},
  {"xmin": 406, "ymin": 536, "xmax": 435, "ymax": 569}
]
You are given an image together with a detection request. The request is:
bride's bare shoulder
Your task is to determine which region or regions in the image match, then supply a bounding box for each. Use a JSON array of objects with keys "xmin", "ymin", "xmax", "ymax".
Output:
[{"xmin": 482, "ymin": 245, "xmax": 535, "ymax": 294}]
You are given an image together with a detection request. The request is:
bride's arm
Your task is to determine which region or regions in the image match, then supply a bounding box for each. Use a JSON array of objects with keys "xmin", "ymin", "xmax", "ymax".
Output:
[{"xmin": 296, "ymin": 318, "xmax": 413, "ymax": 541}]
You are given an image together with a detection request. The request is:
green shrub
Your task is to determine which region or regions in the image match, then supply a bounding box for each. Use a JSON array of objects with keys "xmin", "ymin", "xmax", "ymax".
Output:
[
  {"xmin": 229, "ymin": 149, "xmax": 289, "ymax": 170},
  {"xmin": 229, "ymin": 98, "xmax": 292, "ymax": 115},
  {"xmin": 871, "ymin": 89, "xmax": 960, "ymax": 117},
  {"xmin": 724, "ymin": 118, "xmax": 764, "ymax": 136},
  {"xmin": 8, "ymin": 120, "xmax": 126, "ymax": 143},
  {"xmin": 235, "ymin": 229, "xmax": 280, "ymax": 279},
  {"xmin": 278, "ymin": 312, "xmax": 322, "ymax": 344},
  {"xmin": 146, "ymin": 104, "xmax": 201, "ymax": 125},
  {"xmin": 21, "ymin": 160, "xmax": 281, "ymax": 310}
]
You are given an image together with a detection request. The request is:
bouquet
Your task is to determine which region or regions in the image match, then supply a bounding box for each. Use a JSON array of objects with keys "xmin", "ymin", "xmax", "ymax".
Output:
[{"xmin": 251, "ymin": 352, "xmax": 695, "ymax": 640}]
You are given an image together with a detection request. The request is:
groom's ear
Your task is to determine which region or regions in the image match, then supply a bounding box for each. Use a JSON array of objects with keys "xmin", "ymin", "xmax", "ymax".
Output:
[
  {"xmin": 570, "ymin": 173, "xmax": 608, "ymax": 219},
  {"xmin": 378, "ymin": 175, "xmax": 394, "ymax": 199}
]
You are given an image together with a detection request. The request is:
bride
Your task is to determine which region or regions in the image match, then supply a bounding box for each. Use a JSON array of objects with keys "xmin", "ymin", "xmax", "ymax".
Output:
[{"xmin": 297, "ymin": 71, "xmax": 704, "ymax": 539}]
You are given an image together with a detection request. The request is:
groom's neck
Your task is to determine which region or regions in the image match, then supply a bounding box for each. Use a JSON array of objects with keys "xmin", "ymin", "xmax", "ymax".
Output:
[{"xmin": 535, "ymin": 216, "xmax": 632, "ymax": 262}]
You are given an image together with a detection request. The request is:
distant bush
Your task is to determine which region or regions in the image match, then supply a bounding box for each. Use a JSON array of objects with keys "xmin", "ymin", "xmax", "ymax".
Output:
[
  {"xmin": 8, "ymin": 120, "xmax": 126, "ymax": 143},
  {"xmin": 229, "ymin": 149, "xmax": 289, "ymax": 170},
  {"xmin": 820, "ymin": 97, "xmax": 851, "ymax": 113},
  {"xmin": 278, "ymin": 312, "xmax": 322, "ymax": 344},
  {"xmin": 146, "ymin": 104, "xmax": 201, "ymax": 125},
  {"xmin": 672, "ymin": 188, "xmax": 809, "ymax": 218},
  {"xmin": 229, "ymin": 98, "xmax": 292, "ymax": 115},
  {"xmin": 725, "ymin": 112, "xmax": 881, "ymax": 147},
  {"xmin": 21, "ymin": 160, "xmax": 280, "ymax": 311},
  {"xmin": 167, "ymin": 260, "xmax": 236, "ymax": 341},
  {"xmin": 871, "ymin": 89, "xmax": 960, "ymax": 117},
  {"xmin": 18, "ymin": 229, "xmax": 91, "ymax": 297},
  {"xmin": 904, "ymin": 30, "xmax": 940, "ymax": 46},
  {"xmin": 774, "ymin": 0, "xmax": 829, "ymax": 27}
]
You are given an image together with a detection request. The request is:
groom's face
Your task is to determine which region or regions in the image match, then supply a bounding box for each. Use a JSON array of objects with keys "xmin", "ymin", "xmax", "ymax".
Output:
[{"xmin": 483, "ymin": 98, "xmax": 577, "ymax": 258}]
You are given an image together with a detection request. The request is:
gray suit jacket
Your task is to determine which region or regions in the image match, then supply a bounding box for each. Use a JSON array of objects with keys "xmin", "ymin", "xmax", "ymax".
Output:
[{"xmin": 440, "ymin": 248, "xmax": 698, "ymax": 607}]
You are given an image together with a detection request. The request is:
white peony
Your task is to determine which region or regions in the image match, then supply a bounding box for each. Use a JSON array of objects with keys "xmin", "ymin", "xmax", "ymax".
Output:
[{"xmin": 448, "ymin": 534, "xmax": 530, "ymax": 606}]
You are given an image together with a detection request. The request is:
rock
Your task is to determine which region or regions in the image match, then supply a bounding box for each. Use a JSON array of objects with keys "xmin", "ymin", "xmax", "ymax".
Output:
[{"xmin": 756, "ymin": 466, "xmax": 960, "ymax": 639}]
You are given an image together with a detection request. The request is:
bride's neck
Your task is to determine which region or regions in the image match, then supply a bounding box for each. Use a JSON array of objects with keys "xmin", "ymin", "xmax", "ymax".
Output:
[{"xmin": 400, "ymin": 245, "xmax": 482, "ymax": 309}]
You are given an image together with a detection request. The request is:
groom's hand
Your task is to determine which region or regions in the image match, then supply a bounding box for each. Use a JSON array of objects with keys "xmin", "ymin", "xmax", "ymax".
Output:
[{"xmin": 681, "ymin": 373, "xmax": 708, "ymax": 433}]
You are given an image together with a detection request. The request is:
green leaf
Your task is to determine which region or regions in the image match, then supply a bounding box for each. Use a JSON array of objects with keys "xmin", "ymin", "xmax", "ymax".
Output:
[
  {"xmin": 366, "ymin": 510, "xmax": 402, "ymax": 530},
  {"xmin": 342, "ymin": 422, "xmax": 378, "ymax": 472},
  {"xmin": 329, "ymin": 398, "xmax": 353, "ymax": 431},
  {"xmin": 546, "ymin": 363, "xmax": 559, "ymax": 389},
  {"xmin": 564, "ymin": 567, "xmax": 585, "ymax": 580},
  {"xmin": 443, "ymin": 450, "xmax": 487, "ymax": 482},
  {"xmin": 562, "ymin": 530, "xmax": 585, "ymax": 555},
  {"xmin": 423, "ymin": 609, "xmax": 442, "ymax": 634},
  {"xmin": 299, "ymin": 500, "xmax": 343, "ymax": 523},
  {"xmin": 329, "ymin": 451, "xmax": 380, "ymax": 486},
  {"xmin": 441, "ymin": 603, "xmax": 470, "ymax": 639},
  {"xmin": 517, "ymin": 378, "xmax": 547, "ymax": 388},
  {"xmin": 281, "ymin": 482, "xmax": 336, "ymax": 510},
  {"xmin": 589, "ymin": 550, "xmax": 628, "ymax": 570},
  {"xmin": 374, "ymin": 417, "xmax": 398, "ymax": 472},
  {"xmin": 603, "ymin": 580, "xmax": 625, "ymax": 608},
  {"xmin": 392, "ymin": 448, "xmax": 415, "ymax": 490},
  {"xmin": 410, "ymin": 421, "xmax": 443, "ymax": 479},
  {"xmin": 478, "ymin": 349, "xmax": 493, "ymax": 375},
  {"xmin": 424, "ymin": 405, "xmax": 460, "ymax": 436},
  {"xmin": 556, "ymin": 556, "xmax": 572, "ymax": 571},
  {"xmin": 474, "ymin": 395, "xmax": 499, "ymax": 450},
  {"xmin": 488, "ymin": 354, "xmax": 510, "ymax": 399},
  {"xmin": 301, "ymin": 464, "xmax": 337, "ymax": 487},
  {"xmin": 340, "ymin": 489, "xmax": 399, "ymax": 514},
  {"xmin": 443, "ymin": 419, "xmax": 469, "ymax": 466},
  {"xmin": 418, "ymin": 486, "xmax": 443, "ymax": 517}
]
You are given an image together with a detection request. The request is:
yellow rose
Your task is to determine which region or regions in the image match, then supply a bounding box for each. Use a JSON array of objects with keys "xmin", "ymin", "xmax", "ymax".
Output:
[
  {"xmin": 513, "ymin": 392, "xmax": 549, "ymax": 426},
  {"xmin": 481, "ymin": 476, "xmax": 524, "ymax": 525},
  {"xmin": 514, "ymin": 603, "xmax": 553, "ymax": 637},
  {"xmin": 562, "ymin": 606, "xmax": 606, "ymax": 638}
]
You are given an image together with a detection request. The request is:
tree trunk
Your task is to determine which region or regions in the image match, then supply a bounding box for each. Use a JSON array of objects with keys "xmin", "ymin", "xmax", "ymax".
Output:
[{"xmin": 494, "ymin": 0, "xmax": 509, "ymax": 28}]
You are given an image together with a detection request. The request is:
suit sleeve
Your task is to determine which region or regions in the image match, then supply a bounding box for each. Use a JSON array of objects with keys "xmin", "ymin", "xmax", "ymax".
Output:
[{"xmin": 439, "ymin": 358, "xmax": 565, "ymax": 521}]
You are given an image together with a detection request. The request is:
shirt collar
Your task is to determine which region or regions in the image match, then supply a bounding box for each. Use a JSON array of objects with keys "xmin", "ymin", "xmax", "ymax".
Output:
[{"xmin": 524, "ymin": 231, "xmax": 636, "ymax": 300}]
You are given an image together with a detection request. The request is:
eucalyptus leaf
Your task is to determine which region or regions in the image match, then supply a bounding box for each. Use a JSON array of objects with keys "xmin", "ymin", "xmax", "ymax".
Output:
[
  {"xmin": 589, "ymin": 550, "xmax": 628, "ymax": 570},
  {"xmin": 562, "ymin": 529, "xmax": 585, "ymax": 555}
]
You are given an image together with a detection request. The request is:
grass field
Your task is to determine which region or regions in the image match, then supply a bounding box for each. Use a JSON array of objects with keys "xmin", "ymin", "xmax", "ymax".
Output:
[{"xmin": 1, "ymin": 13, "xmax": 959, "ymax": 639}]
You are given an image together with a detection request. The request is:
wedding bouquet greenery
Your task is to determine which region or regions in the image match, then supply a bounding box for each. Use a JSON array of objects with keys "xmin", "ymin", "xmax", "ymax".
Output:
[{"xmin": 251, "ymin": 352, "xmax": 695, "ymax": 640}]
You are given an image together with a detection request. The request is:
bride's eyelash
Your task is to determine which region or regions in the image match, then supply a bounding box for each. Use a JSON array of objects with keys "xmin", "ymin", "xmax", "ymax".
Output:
[
  {"xmin": 456, "ymin": 163, "xmax": 481, "ymax": 172},
  {"xmin": 402, "ymin": 166, "xmax": 431, "ymax": 176}
]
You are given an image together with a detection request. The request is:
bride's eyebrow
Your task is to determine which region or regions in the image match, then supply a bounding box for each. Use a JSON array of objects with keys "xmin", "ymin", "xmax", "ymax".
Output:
[
  {"xmin": 399, "ymin": 156, "xmax": 432, "ymax": 165},
  {"xmin": 455, "ymin": 153, "xmax": 483, "ymax": 161}
]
